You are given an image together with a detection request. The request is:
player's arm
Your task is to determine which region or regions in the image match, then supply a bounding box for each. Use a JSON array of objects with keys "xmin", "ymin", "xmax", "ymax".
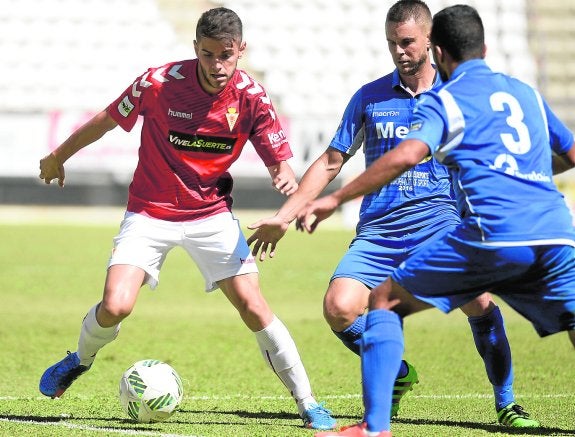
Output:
[
  {"xmin": 278, "ymin": 147, "xmax": 347, "ymax": 224},
  {"xmin": 247, "ymin": 147, "xmax": 347, "ymax": 261},
  {"xmin": 39, "ymin": 109, "xmax": 118, "ymax": 187},
  {"xmin": 552, "ymin": 141, "xmax": 575, "ymax": 174},
  {"xmin": 299, "ymin": 139, "xmax": 429, "ymax": 233}
]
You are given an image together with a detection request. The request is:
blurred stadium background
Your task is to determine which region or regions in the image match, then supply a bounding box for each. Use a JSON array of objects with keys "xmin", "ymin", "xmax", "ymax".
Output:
[{"xmin": 1, "ymin": 0, "xmax": 574, "ymax": 212}]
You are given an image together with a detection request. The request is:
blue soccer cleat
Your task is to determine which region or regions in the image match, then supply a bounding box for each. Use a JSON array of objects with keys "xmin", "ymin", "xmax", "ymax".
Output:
[
  {"xmin": 303, "ymin": 402, "xmax": 337, "ymax": 430},
  {"xmin": 39, "ymin": 351, "xmax": 91, "ymax": 398}
]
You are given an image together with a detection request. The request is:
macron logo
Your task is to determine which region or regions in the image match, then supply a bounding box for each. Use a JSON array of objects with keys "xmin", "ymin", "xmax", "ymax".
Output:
[{"xmin": 168, "ymin": 108, "xmax": 193, "ymax": 120}]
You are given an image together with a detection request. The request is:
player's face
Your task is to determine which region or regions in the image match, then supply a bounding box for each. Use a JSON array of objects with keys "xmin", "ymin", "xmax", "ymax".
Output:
[
  {"xmin": 385, "ymin": 18, "xmax": 430, "ymax": 77},
  {"xmin": 194, "ymin": 37, "xmax": 246, "ymax": 94}
]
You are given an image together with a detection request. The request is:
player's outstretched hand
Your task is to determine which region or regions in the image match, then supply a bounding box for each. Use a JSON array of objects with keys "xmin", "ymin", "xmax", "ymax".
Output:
[
  {"xmin": 246, "ymin": 216, "xmax": 290, "ymax": 261},
  {"xmin": 296, "ymin": 195, "xmax": 339, "ymax": 233},
  {"xmin": 39, "ymin": 153, "xmax": 65, "ymax": 187}
]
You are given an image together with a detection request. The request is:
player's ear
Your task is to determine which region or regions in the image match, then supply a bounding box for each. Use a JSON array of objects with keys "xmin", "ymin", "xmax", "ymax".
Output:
[
  {"xmin": 238, "ymin": 41, "xmax": 246, "ymax": 58},
  {"xmin": 193, "ymin": 40, "xmax": 199, "ymax": 57},
  {"xmin": 432, "ymin": 44, "xmax": 443, "ymax": 64}
]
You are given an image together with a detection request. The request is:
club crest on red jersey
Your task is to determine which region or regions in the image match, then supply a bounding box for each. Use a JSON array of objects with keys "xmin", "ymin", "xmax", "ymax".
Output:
[{"xmin": 226, "ymin": 107, "xmax": 239, "ymax": 132}]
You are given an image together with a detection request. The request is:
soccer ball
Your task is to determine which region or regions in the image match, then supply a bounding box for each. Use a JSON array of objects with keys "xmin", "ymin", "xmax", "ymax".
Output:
[{"xmin": 118, "ymin": 359, "xmax": 184, "ymax": 423}]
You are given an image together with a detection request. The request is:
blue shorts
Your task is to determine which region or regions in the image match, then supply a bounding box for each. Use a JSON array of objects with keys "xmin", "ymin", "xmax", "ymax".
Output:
[
  {"xmin": 331, "ymin": 220, "xmax": 456, "ymax": 289},
  {"xmin": 392, "ymin": 232, "xmax": 575, "ymax": 337}
]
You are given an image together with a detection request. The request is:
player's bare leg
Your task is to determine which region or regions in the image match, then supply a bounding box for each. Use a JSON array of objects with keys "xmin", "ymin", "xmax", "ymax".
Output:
[
  {"xmin": 324, "ymin": 277, "xmax": 418, "ymax": 417},
  {"xmin": 39, "ymin": 264, "xmax": 143, "ymax": 398},
  {"xmin": 219, "ymin": 273, "xmax": 336, "ymax": 430},
  {"xmin": 97, "ymin": 264, "xmax": 146, "ymax": 326},
  {"xmin": 324, "ymin": 278, "xmax": 370, "ymax": 333},
  {"xmin": 219, "ymin": 272, "xmax": 272, "ymax": 331},
  {"xmin": 459, "ymin": 292, "xmax": 496, "ymax": 317}
]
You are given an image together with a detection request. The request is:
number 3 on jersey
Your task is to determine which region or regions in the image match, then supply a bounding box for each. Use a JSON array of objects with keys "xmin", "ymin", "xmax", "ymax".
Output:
[{"xmin": 489, "ymin": 92, "xmax": 531, "ymax": 154}]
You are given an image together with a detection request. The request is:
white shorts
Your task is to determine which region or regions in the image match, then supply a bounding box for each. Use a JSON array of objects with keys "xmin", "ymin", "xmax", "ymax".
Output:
[{"xmin": 108, "ymin": 211, "xmax": 258, "ymax": 291}]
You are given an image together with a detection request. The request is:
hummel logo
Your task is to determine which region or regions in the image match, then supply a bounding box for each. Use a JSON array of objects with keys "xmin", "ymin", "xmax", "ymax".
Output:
[{"xmin": 168, "ymin": 108, "xmax": 193, "ymax": 120}]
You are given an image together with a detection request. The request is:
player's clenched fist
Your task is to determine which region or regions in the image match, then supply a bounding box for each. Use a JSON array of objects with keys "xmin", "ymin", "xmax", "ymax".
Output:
[{"xmin": 39, "ymin": 153, "xmax": 65, "ymax": 187}]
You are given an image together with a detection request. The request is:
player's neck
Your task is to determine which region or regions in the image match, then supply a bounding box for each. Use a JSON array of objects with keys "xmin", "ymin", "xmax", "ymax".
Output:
[{"xmin": 400, "ymin": 62, "xmax": 436, "ymax": 97}]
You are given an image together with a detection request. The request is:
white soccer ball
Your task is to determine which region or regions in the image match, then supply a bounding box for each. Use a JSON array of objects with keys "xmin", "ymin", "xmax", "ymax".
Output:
[{"xmin": 118, "ymin": 359, "xmax": 184, "ymax": 423}]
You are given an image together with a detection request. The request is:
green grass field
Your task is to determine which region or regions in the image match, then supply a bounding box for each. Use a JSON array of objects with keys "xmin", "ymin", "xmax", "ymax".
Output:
[{"xmin": 0, "ymin": 216, "xmax": 574, "ymax": 436}]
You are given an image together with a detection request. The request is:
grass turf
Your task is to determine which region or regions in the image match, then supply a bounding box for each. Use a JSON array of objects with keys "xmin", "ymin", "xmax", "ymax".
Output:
[{"xmin": 0, "ymin": 221, "xmax": 574, "ymax": 436}]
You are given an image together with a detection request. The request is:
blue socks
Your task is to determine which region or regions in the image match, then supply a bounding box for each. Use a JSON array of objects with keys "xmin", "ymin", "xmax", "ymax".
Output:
[
  {"xmin": 335, "ymin": 303, "xmax": 513, "ymax": 430},
  {"xmin": 332, "ymin": 315, "xmax": 366, "ymax": 355},
  {"xmin": 333, "ymin": 314, "xmax": 409, "ymax": 377},
  {"xmin": 361, "ymin": 309, "xmax": 404, "ymax": 432},
  {"xmin": 468, "ymin": 306, "xmax": 514, "ymax": 410}
]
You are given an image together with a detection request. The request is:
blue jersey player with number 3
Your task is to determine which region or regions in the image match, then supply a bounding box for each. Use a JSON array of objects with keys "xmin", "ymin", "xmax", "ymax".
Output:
[
  {"xmin": 249, "ymin": 0, "xmax": 538, "ymax": 430},
  {"xmin": 307, "ymin": 4, "xmax": 575, "ymax": 437}
]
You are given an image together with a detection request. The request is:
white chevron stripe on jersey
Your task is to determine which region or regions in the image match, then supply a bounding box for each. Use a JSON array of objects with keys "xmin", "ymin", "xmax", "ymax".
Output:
[
  {"xmin": 247, "ymin": 81, "xmax": 263, "ymax": 95},
  {"xmin": 152, "ymin": 67, "xmax": 169, "ymax": 82},
  {"xmin": 168, "ymin": 65, "xmax": 185, "ymax": 79},
  {"xmin": 236, "ymin": 71, "xmax": 264, "ymax": 96},
  {"xmin": 236, "ymin": 71, "xmax": 251, "ymax": 89},
  {"xmin": 131, "ymin": 72, "xmax": 152, "ymax": 98}
]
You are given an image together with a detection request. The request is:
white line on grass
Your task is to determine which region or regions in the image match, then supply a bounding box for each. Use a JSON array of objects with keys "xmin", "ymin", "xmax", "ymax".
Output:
[
  {"xmin": 0, "ymin": 417, "xmax": 199, "ymax": 437},
  {"xmin": 1, "ymin": 392, "xmax": 573, "ymax": 402},
  {"xmin": 171, "ymin": 393, "xmax": 575, "ymax": 401}
]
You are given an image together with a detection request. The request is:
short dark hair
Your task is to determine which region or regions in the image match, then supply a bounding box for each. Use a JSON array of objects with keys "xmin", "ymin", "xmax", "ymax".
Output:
[
  {"xmin": 430, "ymin": 5, "xmax": 484, "ymax": 62},
  {"xmin": 386, "ymin": 0, "xmax": 432, "ymax": 26},
  {"xmin": 196, "ymin": 7, "xmax": 243, "ymax": 43}
]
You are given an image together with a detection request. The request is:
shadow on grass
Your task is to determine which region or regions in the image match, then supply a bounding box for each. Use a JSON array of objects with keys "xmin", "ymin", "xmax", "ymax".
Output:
[
  {"xmin": 182, "ymin": 409, "xmax": 296, "ymax": 420},
  {"xmin": 0, "ymin": 414, "xmax": 161, "ymax": 432},
  {"xmin": 0, "ymin": 411, "xmax": 317, "ymax": 432},
  {"xmin": 395, "ymin": 417, "xmax": 575, "ymax": 435},
  {"xmin": 178, "ymin": 407, "xmax": 358, "ymax": 422},
  {"xmin": 174, "ymin": 408, "xmax": 302, "ymax": 427},
  {"xmin": 0, "ymin": 415, "xmax": 63, "ymax": 422}
]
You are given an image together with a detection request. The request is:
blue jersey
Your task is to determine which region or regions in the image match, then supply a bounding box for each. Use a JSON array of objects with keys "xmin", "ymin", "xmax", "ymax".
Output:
[
  {"xmin": 329, "ymin": 69, "xmax": 457, "ymax": 233},
  {"xmin": 407, "ymin": 59, "xmax": 575, "ymax": 245}
]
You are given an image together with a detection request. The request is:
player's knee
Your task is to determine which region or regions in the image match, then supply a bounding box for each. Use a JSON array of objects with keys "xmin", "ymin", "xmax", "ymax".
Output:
[
  {"xmin": 239, "ymin": 295, "xmax": 268, "ymax": 317},
  {"xmin": 99, "ymin": 299, "xmax": 133, "ymax": 323},
  {"xmin": 323, "ymin": 296, "xmax": 358, "ymax": 331},
  {"xmin": 460, "ymin": 293, "xmax": 496, "ymax": 317}
]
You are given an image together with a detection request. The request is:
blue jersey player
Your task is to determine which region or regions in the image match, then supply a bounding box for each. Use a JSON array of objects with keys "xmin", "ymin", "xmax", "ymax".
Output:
[
  {"xmin": 306, "ymin": 4, "xmax": 575, "ymax": 437},
  {"xmin": 248, "ymin": 0, "xmax": 537, "ymax": 429}
]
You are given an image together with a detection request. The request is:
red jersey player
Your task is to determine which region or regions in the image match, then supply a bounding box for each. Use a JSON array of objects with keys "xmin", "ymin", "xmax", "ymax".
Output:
[{"xmin": 38, "ymin": 7, "xmax": 336, "ymax": 431}]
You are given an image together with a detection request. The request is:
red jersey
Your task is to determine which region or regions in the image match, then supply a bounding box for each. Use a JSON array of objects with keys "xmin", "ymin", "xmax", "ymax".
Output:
[{"xmin": 107, "ymin": 59, "xmax": 292, "ymax": 221}]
